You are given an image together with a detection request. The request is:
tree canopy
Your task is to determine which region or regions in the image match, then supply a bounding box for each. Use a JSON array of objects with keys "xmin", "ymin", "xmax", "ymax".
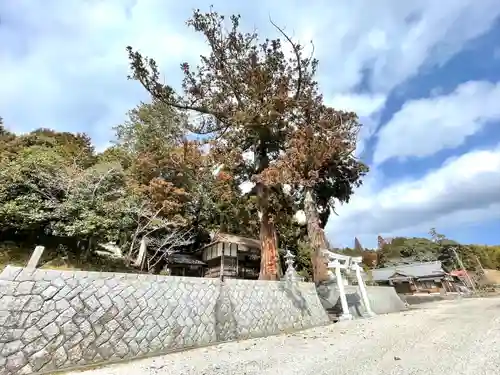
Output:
[{"xmin": 126, "ymin": 8, "xmax": 367, "ymax": 281}]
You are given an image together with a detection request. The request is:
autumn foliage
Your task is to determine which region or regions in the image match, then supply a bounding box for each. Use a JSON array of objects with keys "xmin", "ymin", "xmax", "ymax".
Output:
[{"xmin": 127, "ymin": 8, "xmax": 368, "ymax": 281}]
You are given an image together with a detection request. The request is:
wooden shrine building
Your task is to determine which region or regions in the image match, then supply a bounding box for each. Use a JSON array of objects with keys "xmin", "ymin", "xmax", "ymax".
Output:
[
  {"xmin": 166, "ymin": 233, "xmax": 261, "ymax": 280},
  {"xmin": 193, "ymin": 233, "xmax": 261, "ymax": 280}
]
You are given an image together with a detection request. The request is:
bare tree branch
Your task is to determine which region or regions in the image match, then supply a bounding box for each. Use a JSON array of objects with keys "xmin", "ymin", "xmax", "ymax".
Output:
[
  {"xmin": 126, "ymin": 203, "xmax": 165, "ymax": 261},
  {"xmin": 145, "ymin": 228, "xmax": 196, "ymax": 272},
  {"xmin": 269, "ymin": 16, "xmax": 303, "ymax": 101},
  {"xmin": 91, "ymin": 168, "xmax": 116, "ymax": 199}
]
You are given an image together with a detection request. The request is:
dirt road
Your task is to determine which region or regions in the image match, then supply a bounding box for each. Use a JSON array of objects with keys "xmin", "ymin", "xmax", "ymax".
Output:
[{"xmin": 66, "ymin": 297, "xmax": 500, "ymax": 375}]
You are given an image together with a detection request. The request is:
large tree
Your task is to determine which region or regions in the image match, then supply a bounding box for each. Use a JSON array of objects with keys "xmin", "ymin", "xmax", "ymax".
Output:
[
  {"xmin": 259, "ymin": 100, "xmax": 368, "ymax": 281},
  {"xmin": 126, "ymin": 8, "xmax": 365, "ymax": 280}
]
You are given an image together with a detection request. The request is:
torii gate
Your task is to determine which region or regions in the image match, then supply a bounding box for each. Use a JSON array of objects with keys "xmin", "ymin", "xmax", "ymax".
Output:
[{"xmin": 322, "ymin": 250, "xmax": 376, "ymax": 320}]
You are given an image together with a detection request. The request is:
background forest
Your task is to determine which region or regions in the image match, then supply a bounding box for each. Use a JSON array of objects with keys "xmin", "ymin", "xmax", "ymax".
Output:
[
  {"xmin": 3, "ymin": 110, "xmax": 500, "ymax": 279},
  {"xmin": 373, "ymin": 229, "xmax": 500, "ymax": 272}
]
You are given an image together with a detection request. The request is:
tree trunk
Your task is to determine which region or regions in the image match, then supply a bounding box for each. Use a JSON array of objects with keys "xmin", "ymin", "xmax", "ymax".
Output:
[
  {"xmin": 127, "ymin": 223, "xmax": 144, "ymax": 263},
  {"xmin": 304, "ymin": 188, "xmax": 330, "ymax": 283},
  {"xmin": 255, "ymin": 142, "xmax": 280, "ymax": 281},
  {"xmin": 134, "ymin": 237, "xmax": 147, "ymax": 269},
  {"xmin": 257, "ymin": 183, "xmax": 280, "ymax": 281},
  {"xmin": 84, "ymin": 237, "xmax": 94, "ymax": 260}
]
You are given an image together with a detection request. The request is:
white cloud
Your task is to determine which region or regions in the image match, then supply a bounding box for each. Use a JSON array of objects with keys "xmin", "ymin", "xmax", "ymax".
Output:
[
  {"xmin": 0, "ymin": 0, "xmax": 202, "ymax": 148},
  {"xmin": 1, "ymin": 0, "xmax": 499, "ymax": 148},
  {"xmin": 326, "ymin": 145, "xmax": 500, "ymax": 247},
  {"xmin": 327, "ymin": 94, "xmax": 387, "ymax": 118},
  {"xmin": 374, "ymin": 81, "xmax": 500, "ymax": 165},
  {"xmin": 326, "ymin": 93, "xmax": 387, "ymax": 155},
  {"xmin": 304, "ymin": 0, "xmax": 500, "ymax": 93}
]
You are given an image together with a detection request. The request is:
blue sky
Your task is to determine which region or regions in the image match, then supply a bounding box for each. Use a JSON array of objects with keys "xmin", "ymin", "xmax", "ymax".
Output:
[{"xmin": 1, "ymin": 0, "xmax": 500, "ymax": 249}]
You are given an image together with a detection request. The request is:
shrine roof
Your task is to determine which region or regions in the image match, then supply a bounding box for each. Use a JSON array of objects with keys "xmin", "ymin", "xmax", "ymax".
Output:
[
  {"xmin": 370, "ymin": 261, "xmax": 445, "ymax": 281},
  {"xmin": 169, "ymin": 253, "xmax": 206, "ymax": 266}
]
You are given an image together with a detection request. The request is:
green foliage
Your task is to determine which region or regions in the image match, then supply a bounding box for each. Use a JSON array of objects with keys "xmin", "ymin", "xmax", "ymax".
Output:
[
  {"xmin": 114, "ymin": 100, "xmax": 186, "ymax": 155},
  {"xmin": 447, "ymin": 244, "xmax": 500, "ymax": 271},
  {"xmin": 3, "ymin": 117, "xmax": 500, "ymax": 277},
  {"xmin": 0, "ymin": 98, "xmax": 301, "ymax": 273},
  {"xmin": 295, "ymin": 240, "xmax": 314, "ymax": 281},
  {"xmin": 0, "ymin": 145, "xmax": 67, "ymax": 231},
  {"xmin": 339, "ymin": 247, "xmax": 363, "ymax": 257},
  {"xmin": 0, "ymin": 116, "xmax": 9, "ymax": 136},
  {"xmin": 50, "ymin": 163, "xmax": 138, "ymax": 240},
  {"xmin": 0, "ymin": 122, "xmax": 142, "ymax": 261}
]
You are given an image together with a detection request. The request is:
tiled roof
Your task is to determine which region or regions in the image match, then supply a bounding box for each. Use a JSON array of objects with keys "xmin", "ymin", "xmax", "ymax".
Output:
[
  {"xmin": 169, "ymin": 253, "xmax": 206, "ymax": 265},
  {"xmin": 213, "ymin": 233, "xmax": 260, "ymax": 249},
  {"xmin": 370, "ymin": 261, "xmax": 445, "ymax": 282},
  {"xmin": 195, "ymin": 232, "xmax": 261, "ymax": 253}
]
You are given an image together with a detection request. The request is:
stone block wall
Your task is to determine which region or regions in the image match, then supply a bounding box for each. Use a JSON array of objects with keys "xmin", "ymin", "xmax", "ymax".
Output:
[
  {"xmin": 0, "ymin": 266, "xmax": 328, "ymax": 375},
  {"xmin": 316, "ymin": 281, "xmax": 407, "ymax": 319},
  {"xmin": 364, "ymin": 286, "xmax": 407, "ymax": 314}
]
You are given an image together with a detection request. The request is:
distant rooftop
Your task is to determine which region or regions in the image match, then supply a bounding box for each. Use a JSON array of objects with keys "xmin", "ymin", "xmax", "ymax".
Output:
[{"xmin": 371, "ymin": 261, "xmax": 445, "ymax": 282}]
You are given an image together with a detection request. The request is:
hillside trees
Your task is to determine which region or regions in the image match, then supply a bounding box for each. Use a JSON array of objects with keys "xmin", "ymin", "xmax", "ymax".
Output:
[
  {"xmin": 377, "ymin": 235, "xmax": 448, "ymax": 267},
  {"xmin": 0, "ymin": 116, "xmax": 11, "ymax": 137},
  {"xmin": 427, "ymin": 228, "xmax": 495, "ymax": 272},
  {"xmin": 0, "ymin": 114, "xmax": 220, "ymax": 266},
  {"xmin": 126, "ymin": 8, "xmax": 366, "ymax": 280},
  {"xmin": 113, "ymin": 100, "xmax": 260, "ymax": 240},
  {"xmin": 431, "ymin": 227, "xmax": 500, "ymax": 272},
  {"xmin": 0, "ymin": 125, "xmax": 137, "ymax": 257},
  {"xmin": 469, "ymin": 245, "xmax": 500, "ymax": 271},
  {"xmin": 375, "ymin": 228, "xmax": 500, "ymax": 271}
]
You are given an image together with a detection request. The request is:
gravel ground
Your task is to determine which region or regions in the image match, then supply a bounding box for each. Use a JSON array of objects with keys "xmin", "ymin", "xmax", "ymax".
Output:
[{"xmin": 65, "ymin": 297, "xmax": 500, "ymax": 375}]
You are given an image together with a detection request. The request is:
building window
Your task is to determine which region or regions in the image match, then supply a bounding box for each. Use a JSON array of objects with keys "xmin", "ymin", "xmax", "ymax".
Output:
[{"xmin": 418, "ymin": 280, "xmax": 435, "ymax": 290}]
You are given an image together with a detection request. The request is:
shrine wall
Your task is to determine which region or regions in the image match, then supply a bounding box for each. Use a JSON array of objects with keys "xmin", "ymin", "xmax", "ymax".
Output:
[
  {"xmin": 316, "ymin": 281, "xmax": 407, "ymax": 318},
  {"xmin": 0, "ymin": 266, "xmax": 329, "ymax": 375},
  {"xmin": 362, "ymin": 285, "xmax": 407, "ymax": 314}
]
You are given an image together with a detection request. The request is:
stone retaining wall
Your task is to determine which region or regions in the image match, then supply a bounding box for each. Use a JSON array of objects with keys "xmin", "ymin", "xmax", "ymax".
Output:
[
  {"xmin": 0, "ymin": 266, "xmax": 329, "ymax": 375},
  {"xmin": 317, "ymin": 281, "xmax": 407, "ymax": 318},
  {"xmin": 364, "ymin": 286, "xmax": 408, "ymax": 314},
  {"xmin": 400, "ymin": 293, "xmax": 466, "ymax": 305}
]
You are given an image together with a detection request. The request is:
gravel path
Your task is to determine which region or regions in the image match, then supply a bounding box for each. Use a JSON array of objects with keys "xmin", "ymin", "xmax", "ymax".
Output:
[{"xmin": 66, "ymin": 297, "xmax": 500, "ymax": 375}]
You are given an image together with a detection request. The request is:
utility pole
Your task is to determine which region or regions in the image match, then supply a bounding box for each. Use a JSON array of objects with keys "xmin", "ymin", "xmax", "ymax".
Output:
[
  {"xmin": 475, "ymin": 255, "xmax": 486, "ymax": 287},
  {"xmin": 451, "ymin": 246, "xmax": 476, "ymax": 293},
  {"xmin": 475, "ymin": 255, "xmax": 485, "ymax": 275}
]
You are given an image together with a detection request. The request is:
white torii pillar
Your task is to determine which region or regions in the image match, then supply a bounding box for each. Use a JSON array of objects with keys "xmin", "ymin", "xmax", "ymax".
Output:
[
  {"xmin": 324, "ymin": 250, "xmax": 353, "ymax": 321},
  {"xmin": 350, "ymin": 256, "xmax": 376, "ymax": 317}
]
